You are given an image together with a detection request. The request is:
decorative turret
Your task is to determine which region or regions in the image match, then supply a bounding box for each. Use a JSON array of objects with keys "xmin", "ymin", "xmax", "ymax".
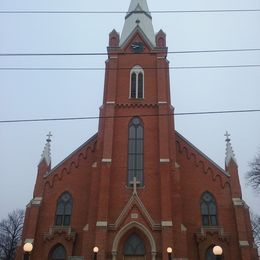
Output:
[
  {"xmin": 120, "ymin": 0, "xmax": 156, "ymax": 47},
  {"xmin": 225, "ymin": 131, "xmax": 237, "ymax": 167},
  {"xmin": 34, "ymin": 132, "xmax": 52, "ymax": 197},
  {"xmin": 225, "ymin": 131, "xmax": 241, "ymax": 198},
  {"xmin": 39, "ymin": 132, "xmax": 52, "ymax": 167}
]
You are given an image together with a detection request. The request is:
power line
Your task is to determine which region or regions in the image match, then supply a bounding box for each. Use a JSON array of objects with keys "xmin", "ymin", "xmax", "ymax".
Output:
[
  {"xmin": 0, "ymin": 48, "xmax": 260, "ymax": 57},
  {"xmin": 1, "ymin": 109, "xmax": 259, "ymax": 124},
  {"xmin": 0, "ymin": 9, "xmax": 260, "ymax": 14},
  {"xmin": 0, "ymin": 64, "xmax": 260, "ymax": 71}
]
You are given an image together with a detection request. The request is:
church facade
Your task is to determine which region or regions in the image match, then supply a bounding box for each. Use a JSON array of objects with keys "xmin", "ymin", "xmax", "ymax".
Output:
[{"xmin": 16, "ymin": 0, "xmax": 258, "ymax": 259}]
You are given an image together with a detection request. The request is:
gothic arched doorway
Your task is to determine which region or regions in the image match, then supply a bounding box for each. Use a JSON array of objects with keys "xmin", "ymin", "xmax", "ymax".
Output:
[
  {"xmin": 112, "ymin": 222, "xmax": 157, "ymax": 260},
  {"xmin": 48, "ymin": 244, "xmax": 67, "ymax": 260},
  {"xmin": 124, "ymin": 233, "xmax": 146, "ymax": 260}
]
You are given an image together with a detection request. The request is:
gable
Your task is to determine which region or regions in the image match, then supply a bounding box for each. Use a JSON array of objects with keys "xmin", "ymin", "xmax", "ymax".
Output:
[{"xmin": 175, "ymin": 131, "xmax": 230, "ymax": 179}]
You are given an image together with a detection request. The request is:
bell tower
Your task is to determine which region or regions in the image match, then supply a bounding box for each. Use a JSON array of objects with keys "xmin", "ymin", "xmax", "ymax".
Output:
[{"xmin": 95, "ymin": 0, "xmax": 178, "ymax": 258}]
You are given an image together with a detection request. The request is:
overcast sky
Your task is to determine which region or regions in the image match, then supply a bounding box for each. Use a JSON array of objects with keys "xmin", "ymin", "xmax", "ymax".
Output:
[{"xmin": 0, "ymin": 0, "xmax": 260, "ymax": 220}]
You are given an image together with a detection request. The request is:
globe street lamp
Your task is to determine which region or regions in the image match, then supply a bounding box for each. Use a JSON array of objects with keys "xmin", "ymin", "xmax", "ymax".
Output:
[
  {"xmin": 93, "ymin": 246, "xmax": 99, "ymax": 260},
  {"xmin": 167, "ymin": 247, "xmax": 173, "ymax": 260},
  {"xmin": 213, "ymin": 245, "xmax": 223, "ymax": 260},
  {"xmin": 23, "ymin": 242, "xmax": 33, "ymax": 260}
]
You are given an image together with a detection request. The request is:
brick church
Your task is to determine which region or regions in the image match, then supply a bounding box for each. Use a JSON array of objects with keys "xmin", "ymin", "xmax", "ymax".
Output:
[{"xmin": 17, "ymin": 0, "xmax": 258, "ymax": 259}]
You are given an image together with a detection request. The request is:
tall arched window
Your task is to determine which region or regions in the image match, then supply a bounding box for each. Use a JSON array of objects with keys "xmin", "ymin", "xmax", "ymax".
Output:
[
  {"xmin": 200, "ymin": 192, "xmax": 218, "ymax": 226},
  {"xmin": 49, "ymin": 244, "xmax": 67, "ymax": 260},
  {"xmin": 128, "ymin": 117, "xmax": 144, "ymax": 186},
  {"xmin": 55, "ymin": 192, "xmax": 72, "ymax": 226},
  {"xmin": 124, "ymin": 234, "xmax": 146, "ymax": 256},
  {"xmin": 130, "ymin": 66, "xmax": 144, "ymax": 99}
]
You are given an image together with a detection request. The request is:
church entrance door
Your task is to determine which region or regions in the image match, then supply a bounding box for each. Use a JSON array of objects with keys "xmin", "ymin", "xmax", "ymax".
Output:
[{"xmin": 123, "ymin": 234, "xmax": 146, "ymax": 260}]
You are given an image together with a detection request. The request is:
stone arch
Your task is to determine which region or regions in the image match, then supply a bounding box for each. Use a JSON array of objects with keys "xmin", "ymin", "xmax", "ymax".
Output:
[{"xmin": 112, "ymin": 221, "xmax": 156, "ymax": 260}]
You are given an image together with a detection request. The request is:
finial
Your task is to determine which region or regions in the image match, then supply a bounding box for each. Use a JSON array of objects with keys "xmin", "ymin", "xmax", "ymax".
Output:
[
  {"xmin": 225, "ymin": 131, "xmax": 237, "ymax": 167},
  {"xmin": 39, "ymin": 132, "xmax": 52, "ymax": 166},
  {"xmin": 224, "ymin": 131, "xmax": 231, "ymax": 142},
  {"xmin": 46, "ymin": 132, "xmax": 52, "ymax": 143}
]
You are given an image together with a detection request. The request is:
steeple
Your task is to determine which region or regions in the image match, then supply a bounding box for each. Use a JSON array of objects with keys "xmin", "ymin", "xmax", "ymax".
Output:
[
  {"xmin": 225, "ymin": 131, "xmax": 237, "ymax": 167},
  {"xmin": 39, "ymin": 132, "xmax": 52, "ymax": 166},
  {"xmin": 120, "ymin": 0, "xmax": 156, "ymax": 47}
]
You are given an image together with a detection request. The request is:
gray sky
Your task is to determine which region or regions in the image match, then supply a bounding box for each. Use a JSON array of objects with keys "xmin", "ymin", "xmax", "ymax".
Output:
[{"xmin": 0, "ymin": 0, "xmax": 260, "ymax": 220}]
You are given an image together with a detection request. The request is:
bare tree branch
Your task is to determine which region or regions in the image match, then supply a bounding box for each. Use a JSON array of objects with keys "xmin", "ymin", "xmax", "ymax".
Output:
[
  {"xmin": 0, "ymin": 209, "xmax": 24, "ymax": 260},
  {"xmin": 247, "ymin": 150, "xmax": 260, "ymax": 192},
  {"xmin": 251, "ymin": 212, "xmax": 260, "ymax": 249}
]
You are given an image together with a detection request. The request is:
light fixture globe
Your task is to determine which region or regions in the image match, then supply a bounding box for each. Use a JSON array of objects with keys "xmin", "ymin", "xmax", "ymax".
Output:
[
  {"xmin": 23, "ymin": 242, "xmax": 33, "ymax": 253},
  {"xmin": 93, "ymin": 246, "xmax": 99, "ymax": 253},
  {"xmin": 167, "ymin": 247, "xmax": 173, "ymax": 254},
  {"xmin": 213, "ymin": 245, "xmax": 223, "ymax": 256}
]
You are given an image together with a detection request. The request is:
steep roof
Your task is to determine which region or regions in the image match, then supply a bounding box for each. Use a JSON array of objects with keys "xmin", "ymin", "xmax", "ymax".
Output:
[
  {"xmin": 120, "ymin": 0, "xmax": 156, "ymax": 47},
  {"xmin": 175, "ymin": 131, "xmax": 229, "ymax": 177}
]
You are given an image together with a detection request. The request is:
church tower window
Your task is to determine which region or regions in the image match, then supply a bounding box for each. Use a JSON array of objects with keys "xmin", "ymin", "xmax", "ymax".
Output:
[
  {"xmin": 200, "ymin": 192, "xmax": 218, "ymax": 226},
  {"xmin": 130, "ymin": 66, "xmax": 144, "ymax": 99},
  {"xmin": 128, "ymin": 117, "xmax": 144, "ymax": 186},
  {"xmin": 55, "ymin": 192, "xmax": 72, "ymax": 226}
]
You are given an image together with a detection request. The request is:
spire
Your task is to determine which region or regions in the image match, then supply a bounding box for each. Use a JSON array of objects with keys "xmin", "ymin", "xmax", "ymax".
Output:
[
  {"xmin": 120, "ymin": 0, "xmax": 156, "ymax": 47},
  {"xmin": 39, "ymin": 132, "xmax": 52, "ymax": 166},
  {"xmin": 225, "ymin": 131, "xmax": 237, "ymax": 167}
]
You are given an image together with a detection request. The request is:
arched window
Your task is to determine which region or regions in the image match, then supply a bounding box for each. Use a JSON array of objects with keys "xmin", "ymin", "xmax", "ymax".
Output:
[
  {"xmin": 128, "ymin": 117, "xmax": 144, "ymax": 186},
  {"xmin": 130, "ymin": 66, "xmax": 144, "ymax": 99},
  {"xmin": 49, "ymin": 244, "xmax": 67, "ymax": 260},
  {"xmin": 124, "ymin": 234, "xmax": 146, "ymax": 256},
  {"xmin": 200, "ymin": 192, "xmax": 218, "ymax": 226},
  {"xmin": 55, "ymin": 192, "xmax": 72, "ymax": 226}
]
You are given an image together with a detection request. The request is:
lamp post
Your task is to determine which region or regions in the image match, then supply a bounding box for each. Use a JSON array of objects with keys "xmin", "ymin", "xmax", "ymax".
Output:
[
  {"xmin": 167, "ymin": 247, "xmax": 173, "ymax": 260},
  {"xmin": 213, "ymin": 245, "xmax": 223, "ymax": 260},
  {"xmin": 23, "ymin": 243, "xmax": 33, "ymax": 260},
  {"xmin": 93, "ymin": 246, "xmax": 99, "ymax": 260}
]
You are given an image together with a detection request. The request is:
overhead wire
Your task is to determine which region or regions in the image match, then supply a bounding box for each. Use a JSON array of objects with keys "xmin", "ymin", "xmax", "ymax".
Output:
[
  {"xmin": 0, "ymin": 48, "xmax": 260, "ymax": 57},
  {"xmin": 0, "ymin": 64, "xmax": 260, "ymax": 71},
  {"xmin": 0, "ymin": 9, "xmax": 260, "ymax": 14},
  {"xmin": 1, "ymin": 109, "xmax": 260, "ymax": 124}
]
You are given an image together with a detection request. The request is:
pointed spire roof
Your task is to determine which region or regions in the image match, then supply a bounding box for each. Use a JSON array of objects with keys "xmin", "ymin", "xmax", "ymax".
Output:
[
  {"xmin": 39, "ymin": 132, "xmax": 52, "ymax": 166},
  {"xmin": 120, "ymin": 0, "xmax": 156, "ymax": 47},
  {"xmin": 225, "ymin": 131, "xmax": 237, "ymax": 167}
]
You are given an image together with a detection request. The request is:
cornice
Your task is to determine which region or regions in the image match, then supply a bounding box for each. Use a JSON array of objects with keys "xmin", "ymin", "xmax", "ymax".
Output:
[{"xmin": 115, "ymin": 103, "xmax": 159, "ymax": 109}]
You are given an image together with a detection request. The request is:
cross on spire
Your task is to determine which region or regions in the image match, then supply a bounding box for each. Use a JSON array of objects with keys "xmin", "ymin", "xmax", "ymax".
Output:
[
  {"xmin": 46, "ymin": 132, "xmax": 52, "ymax": 143},
  {"xmin": 224, "ymin": 131, "xmax": 231, "ymax": 142}
]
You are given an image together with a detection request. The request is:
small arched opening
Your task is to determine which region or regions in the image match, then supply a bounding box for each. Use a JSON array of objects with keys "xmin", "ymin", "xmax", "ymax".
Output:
[{"xmin": 48, "ymin": 244, "xmax": 67, "ymax": 260}]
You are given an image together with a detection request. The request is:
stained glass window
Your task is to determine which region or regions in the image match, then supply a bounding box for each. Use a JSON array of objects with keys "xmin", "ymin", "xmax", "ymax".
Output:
[
  {"xmin": 55, "ymin": 192, "xmax": 72, "ymax": 226},
  {"xmin": 200, "ymin": 192, "xmax": 218, "ymax": 226},
  {"xmin": 128, "ymin": 117, "xmax": 144, "ymax": 186}
]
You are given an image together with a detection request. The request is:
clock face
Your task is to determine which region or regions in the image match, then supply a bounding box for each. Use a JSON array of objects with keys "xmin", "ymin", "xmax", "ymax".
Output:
[{"xmin": 130, "ymin": 42, "xmax": 144, "ymax": 53}]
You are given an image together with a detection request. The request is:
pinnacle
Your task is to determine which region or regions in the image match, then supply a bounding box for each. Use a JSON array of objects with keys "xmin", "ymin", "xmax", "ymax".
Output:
[
  {"xmin": 39, "ymin": 132, "xmax": 52, "ymax": 166},
  {"xmin": 225, "ymin": 131, "xmax": 237, "ymax": 167}
]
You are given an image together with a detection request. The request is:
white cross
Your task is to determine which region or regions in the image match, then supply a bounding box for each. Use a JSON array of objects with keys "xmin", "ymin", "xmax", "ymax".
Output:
[
  {"xmin": 46, "ymin": 132, "xmax": 52, "ymax": 142},
  {"xmin": 133, "ymin": 176, "xmax": 137, "ymax": 195},
  {"xmin": 224, "ymin": 131, "xmax": 230, "ymax": 142}
]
